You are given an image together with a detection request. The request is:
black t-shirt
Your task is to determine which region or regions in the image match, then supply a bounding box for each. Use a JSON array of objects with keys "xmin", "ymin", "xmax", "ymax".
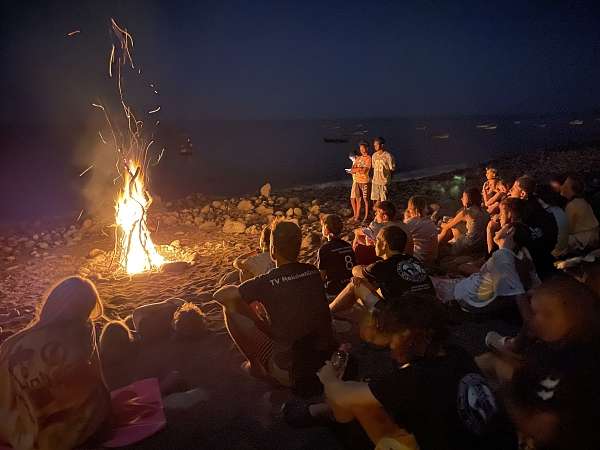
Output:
[
  {"xmin": 369, "ymin": 346, "xmax": 500, "ymax": 450},
  {"xmin": 316, "ymin": 238, "xmax": 356, "ymax": 296},
  {"xmin": 363, "ymin": 253, "xmax": 434, "ymax": 300},
  {"xmin": 522, "ymin": 197, "xmax": 558, "ymax": 278},
  {"xmin": 238, "ymin": 262, "xmax": 335, "ymax": 376}
]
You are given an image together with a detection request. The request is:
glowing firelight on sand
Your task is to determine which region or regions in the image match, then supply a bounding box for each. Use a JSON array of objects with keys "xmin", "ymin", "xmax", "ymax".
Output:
[{"xmin": 115, "ymin": 161, "xmax": 164, "ymax": 274}]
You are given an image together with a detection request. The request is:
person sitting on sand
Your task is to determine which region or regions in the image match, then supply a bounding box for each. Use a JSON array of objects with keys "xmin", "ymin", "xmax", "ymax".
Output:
[
  {"xmin": 302, "ymin": 295, "xmax": 501, "ymax": 450},
  {"xmin": 485, "ymin": 178, "xmax": 510, "ymax": 216},
  {"xmin": 349, "ymin": 141, "xmax": 372, "ymax": 223},
  {"xmin": 438, "ymin": 187, "xmax": 488, "ymax": 256},
  {"xmin": 0, "ymin": 276, "xmax": 111, "ymax": 450},
  {"xmin": 482, "ymin": 165, "xmax": 499, "ymax": 205},
  {"xmin": 233, "ymin": 225, "xmax": 275, "ymax": 283},
  {"xmin": 560, "ymin": 175, "xmax": 599, "ymax": 253},
  {"xmin": 509, "ymin": 175, "xmax": 558, "ymax": 278},
  {"xmin": 478, "ymin": 276, "xmax": 600, "ymax": 385},
  {"xmin": 317, "ymin": 214, "xmax": 356, "ymax": 297},
  {"xmin": 353, "ymin": 201, "xmax": 413, "ymax": 265},
  {"xmin": 432, "ymin": 222, "xmax": 540, "ymax": 315},
  {"xmin": 403, "ymin": 195, "xmax": 438, "ymax": 265},
  {"xmin": 330, "ymin": 225, "xmax": 433, "ymax": 317},
  {"xmin": 370, "ymin": 137, "xmax": 396, "ymax": 203},
  {"xmin": 536, "ymin": 185, "xmax": 569, "ymax": 258},
  {"xmin": 213, "ymin": 221, "xmax": 335, "ymax": 396}
]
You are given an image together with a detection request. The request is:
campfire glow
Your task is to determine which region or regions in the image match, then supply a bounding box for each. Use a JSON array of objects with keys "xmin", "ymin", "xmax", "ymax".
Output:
[{"xmin": 115, "ymin": 161, "xmax": 164, "ymax": 274}]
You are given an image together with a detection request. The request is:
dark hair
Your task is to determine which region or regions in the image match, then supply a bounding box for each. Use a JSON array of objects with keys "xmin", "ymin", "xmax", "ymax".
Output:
[
  {"xmin": 375, "ymin": 200, "xmax": 396, "ymax": 220},
  {"xmin": 378, "ymin": 225, "xmax": 407, "ymax": 252},
  {"xmin": 408, "ymin": 195, "xmax": 428, "ymax": 217},
  {"xmin": 99, "ymin": 320, "xmax": 134, "ymax": 365},
  {"xmin": 566, "ymin": 175, "xmax": 585, "ymax": 197},
  {"xmin": 321, "ymin": 213, "xmax": 344, "ymax": 236},
  {"xmin": 533, "ymin": 275, "xmax": 600, "ymax": 344},
  {"xmin": 517, "ymin": 175, "xmax": 537, "ymax": 196},
  {"xmin": 501, "ymin": 197, "xmax": 526, "ymax": 223},
  {"xmin": 463, "ymin": 187, "xmax": 483, "ymax": 209},
  {"xmin": 373, "ymin": 294, "xmax": 448, "ymax": 354},
  {"xmin": 374, "ymin": 136, "xmax": 386, "ymax": 145},
  {"xmin": 485, "ymin": 165, "xmax": 498, "ymax": 175},
  {"xmin": 173, "ymin": 302, "xmax": 206, "ymax": 339},
  {"xmin": 358, "ymin": 140, "xmax": 369, "ymax": 148},
  {"xmin": 549, "ymin": 173, "xmax": 567, "ymax": 185},
  {"xmin": 271, "ymin": 220, "xmax": 302, "ymax": 261}
]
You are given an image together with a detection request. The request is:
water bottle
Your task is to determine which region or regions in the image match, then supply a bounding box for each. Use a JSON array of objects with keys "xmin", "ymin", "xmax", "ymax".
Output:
[{"xmin": 331, "ymin": 343, "xmax": 352, "ymax": 379}]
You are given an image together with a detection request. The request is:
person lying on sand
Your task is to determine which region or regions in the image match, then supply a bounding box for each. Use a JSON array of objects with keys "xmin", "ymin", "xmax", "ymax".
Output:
[
  {"xmin": 0, "ymin": 277, "xmax": 111, "ymax": 450},
  {"xmin": 213, "ymin": 221, "xmax": 335, "ymax": 397},
  {"xmin": 233, "ymin": 225, "xmax": 275, "ymax": 283}
]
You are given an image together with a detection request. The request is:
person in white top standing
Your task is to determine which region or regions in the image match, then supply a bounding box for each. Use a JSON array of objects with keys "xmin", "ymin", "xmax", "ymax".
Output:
[{"xmin": 370, "ymin": 137, "xmax": 395, "ymax": 202}]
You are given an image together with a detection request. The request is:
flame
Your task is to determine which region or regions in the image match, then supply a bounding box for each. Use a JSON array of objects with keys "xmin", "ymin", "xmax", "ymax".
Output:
[{"xmin": 115, "ymin": 161, "xmax": 164, "ymax": 274}]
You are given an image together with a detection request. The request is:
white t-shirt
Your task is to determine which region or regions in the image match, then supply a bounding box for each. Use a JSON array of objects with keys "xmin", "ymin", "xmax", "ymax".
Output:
[
  {"xmin": 454, "ymin": 248, "xmax": 540, "ymax": 308},
  {"xmin": 371, "ymin": 150, "xmax": 395, "ymax": 185},
  {"xmin": 546, "ymin": 205, "xmax": 569, "ymax": 257}
]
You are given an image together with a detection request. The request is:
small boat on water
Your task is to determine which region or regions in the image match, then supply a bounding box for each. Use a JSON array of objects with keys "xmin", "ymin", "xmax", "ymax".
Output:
[
  {"xmin": 323, "ymin": 137, "xmax": 349, "ymax": 144},
  {"xmin": 569, "ymin": 120, "xmax": 584, "ymax": 126},
  {"xmin": 432, "ymin": 133, "xmax": 450, "ymax": 140},
  {"xmin": 476, "ymin": 123, "xmax": 495, "ymax": 129}
]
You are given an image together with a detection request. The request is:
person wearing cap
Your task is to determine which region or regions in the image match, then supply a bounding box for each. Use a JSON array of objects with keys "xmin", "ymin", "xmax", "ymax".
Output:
[
  {"xmin": 317, "ymin": 214, "xmax": 356, "ymax": 297},
  {"xmin": 350, "ymin": 141, "xmax": 372, "ymax": 223},
  {"xmin": 371, "ymin": 137, "xmax": 396, "ymax": 202}
]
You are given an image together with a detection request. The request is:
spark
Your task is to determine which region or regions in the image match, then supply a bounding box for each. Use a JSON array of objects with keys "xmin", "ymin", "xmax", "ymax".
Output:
[
  {"xmin": 79, "ymin": 164, "xmax": 94, "ymax": 177},
  {"xmin": 153, "ymin": 147, "xmax": 165, "ymax": 166},
  {"xmin": 67, "ymin": 30, "xmax": 81, "ymax": 37},
  {"xmin": 155, "ymin": 120, "xmax": 160, "ymax": 126},
  {"xmin": 91, "ymin": 102, "xmax": 105, "ymax": 110},
  {"xmin": 98, "ymin": 131, "xmax": 107, "ymax": 144},
  {"xmin": 148, "ymin": 106, "xmax": 161, "ymax": 114},
  {"xmin": 76, "ymin": 209, "xmax": 84, "ymax": 222},
  {"xmin": 109, "ymin": 45, "xmax": 115, "ymax": 77},
  {"xmin": 154, "ymin": 90, "xmax": 158, "ymax": 94}
]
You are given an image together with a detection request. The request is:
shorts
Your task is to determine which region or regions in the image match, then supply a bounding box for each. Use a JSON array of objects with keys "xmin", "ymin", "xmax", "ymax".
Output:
[
  {"xmin": 351, "ymin": 182, "xmax": 369, "ymax": 200},
  {"xmin": 370, "ymin": 183, "xmax": 388, "ymax": 201}
]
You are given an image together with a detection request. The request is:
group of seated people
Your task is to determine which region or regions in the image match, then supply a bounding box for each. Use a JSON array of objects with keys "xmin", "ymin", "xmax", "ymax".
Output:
[{"xmin": 1, "ymin": 167, "xmax": 599, "ymax": 450}]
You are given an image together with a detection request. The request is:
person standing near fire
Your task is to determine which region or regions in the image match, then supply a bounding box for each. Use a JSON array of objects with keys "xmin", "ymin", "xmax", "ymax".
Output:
[
  {"xmin": 371, "ymin": 137, "xmax": 396, "ymax": 202},
  {"xmin": 350, "ymin": 141, "xmax": 372, "ymax": 223}
]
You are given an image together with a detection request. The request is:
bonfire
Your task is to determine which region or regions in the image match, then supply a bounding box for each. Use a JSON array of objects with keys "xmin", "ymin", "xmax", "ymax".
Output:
[{"xmin": 94, "ymin": 19, "xmax": 167, "ymax": 274}]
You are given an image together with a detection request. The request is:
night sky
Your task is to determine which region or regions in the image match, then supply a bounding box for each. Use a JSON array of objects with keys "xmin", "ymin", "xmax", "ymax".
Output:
[{"xmin": 2, "ymin": 0, "xmax": 600, "ymax": 124}]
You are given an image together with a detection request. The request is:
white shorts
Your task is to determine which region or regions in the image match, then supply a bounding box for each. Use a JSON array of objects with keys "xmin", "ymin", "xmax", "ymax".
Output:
[{"xmin": 371, "ymin": 183, "xmax": 388, "ymax": 201}]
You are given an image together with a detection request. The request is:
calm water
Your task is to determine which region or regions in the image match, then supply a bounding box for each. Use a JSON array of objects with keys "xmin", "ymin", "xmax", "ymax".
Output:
[{"xmin": 2, "ymin": 114, "xmax": 600, "ymax": 221}]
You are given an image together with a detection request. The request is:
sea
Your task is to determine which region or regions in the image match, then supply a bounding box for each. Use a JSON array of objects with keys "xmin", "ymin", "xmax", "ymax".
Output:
[{"xmin": 1, "ymin": 113, "xmax": 600, "ymax": 221}]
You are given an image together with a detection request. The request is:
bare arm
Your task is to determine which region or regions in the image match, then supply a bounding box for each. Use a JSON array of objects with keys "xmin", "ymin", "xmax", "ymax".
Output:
[{"xmin": 441, "ymin": 209, "xmax": 466, "ymax": 230}]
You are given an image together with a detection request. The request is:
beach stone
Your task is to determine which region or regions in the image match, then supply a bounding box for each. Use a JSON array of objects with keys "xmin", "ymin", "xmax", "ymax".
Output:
[
  {"xmin": 339, "ymin": 208, "xmax": 353, "ymax": 217},
  {"xmin": 198, "ymin": 221, "xmax": 217, "ymax": 231},
  {"xmin": 276, "ymin": 196, "xmax": 287, "ymax": 205},
  {"xmin": 286, "ymin": 208, "xmax": 294, "ymax": 217},
  {"xmin": 81, "ymin": 218, "xmax": 93, "ymax": 229},
  {"xmin": 87, "ymin": 248, "xmax": 104, "ymax": 259},
  {"xmin": 163, "ymin": 215, "xmax": 178, "ymax": 226},
  {"xmin": 37, "ymin": 242, "xmax": 49, "ymax": 249},
  {"xmin": 260, "ymin": 183, "xmax": 271, "ymax": 198},
  {"xmin": 2, "ymin": 247, "xmax": 12, "ymax": 254},
  {"xmin": 222, "ymin": 219, "xmax": 246, "ymax": 234},
  {"xmin": 237, "ymin": 200, "xmax": 254, "ymax": 212},
  {"xmin": 200, "ymin": 205, "xmax": 211, "ymax": 214},
  {"xmin": 308, "ymin": 205, "xmax": 320, "ymax": 215},
  {"xmin": 170, "ymin": 240, "xmax": 181, "ymax": 248},
  {"xmin": 194, "ymin": 217, "xmax": 204, "ymax": 226},
  {"xmin": 161, "ymin": 261, "xmax": 191, "ymax": 273},
  {"xmin": 293, "ymin": 207, "xmax": 303, "ymax": 217},
  {"xmin": 302, "ymin": 231, "xmax": 322, "ymax": 249},
  {"xmin": 256, "ymin": 205, "xmax": 274, "ymax": 216},
  {"xmin": 212, "ymin": 201, "xmax": 223, "ymax": 208}
]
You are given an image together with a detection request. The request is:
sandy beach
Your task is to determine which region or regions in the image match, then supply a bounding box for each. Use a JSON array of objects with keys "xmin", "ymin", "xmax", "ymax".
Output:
[{"xmin": 1, "ymin": 145, "xmax": 599, "ymax": 449}]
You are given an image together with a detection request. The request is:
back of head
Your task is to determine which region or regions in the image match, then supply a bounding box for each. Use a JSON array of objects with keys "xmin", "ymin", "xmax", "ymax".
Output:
[
  {"xmin": 271, "ymin": 220, "xmax": 302, "ymax": 262},
  {"xmin": 99, "ymin": 320, "xmax": 134, "ymax": 366},
  {"xmin": 173, "ymin": 302, "xmax": 207, "ymax": 339},
  {"xmin": 566, "ymin": 175, "xmax": 585, "ymax": 197},
  {"xmin": 408, "ymin": 195, "xmax": 428, "ymax": 217},
  {"xmin": 321, "ymin": 213, "xmax": 344, "ymax": 237},
  {"xmin": 517, "ymin": 175, "xmax": 537, "ymax": 197},
  {"xmin": 374, "ymin": 136, "xmax": 386, "ymax": 145},
  {"xmin": 376, "ymin": 200, "xmax": 396, "ymax": 221},
  {"xmin": 373, "ymin": 293, "xmax": 449, "ymax": 352},
  {"xmin": 379, "ymin": 225, "xmax": 407, "ymax": 252},
  {"xmin": 501, "ymin": 197, "xmax": 526, "ymax": 223},
  {"xmin": 464, "ymin": 187, "xmax": 483, "ymax": 208},
  {"xmin": 536, "ymin": 184, "xmax": 565, "ymax": 208},
  {"xmin": 38, "ymin": 276, "xmax": 103, "ymax": 327}
]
